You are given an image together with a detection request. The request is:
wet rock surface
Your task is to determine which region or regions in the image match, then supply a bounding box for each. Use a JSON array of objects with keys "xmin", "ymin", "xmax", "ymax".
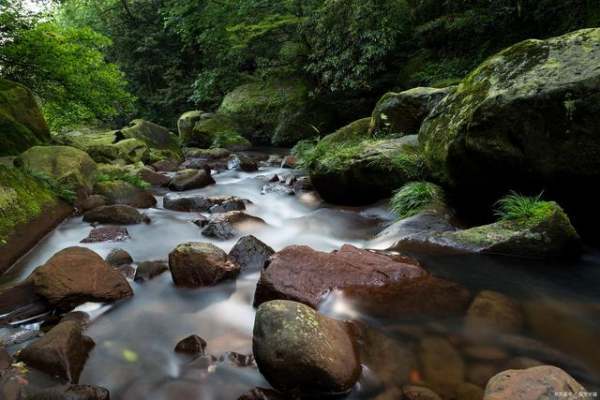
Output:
[
  {"xmin": 28, "ymin": 384, "xmax": 110, "ymax": 400},
  {"xmin": 93, "ymin": 180, "xmax": 157, "ymax": 209},
  {"xmin": 105, "ymin": 248, "xmax": 133, "ymax": 267},
  {"xmin": 168, "ymin": 168, "xmax": 215, "ymax": 191},
  {"xmin": 163, "ymin": 193, "xmax": 247, "ymax": 213},
  {"xmin": 253, "ymin": 300, "xmax": 361, "ymax": 396},
  {"xmin": 169, "ymin": 242, "xmax": 240, "ymax": 287},
  {"xmin": 81, "ymin": 226, "xmax": 130, "ymax": 243},
  {"xmin": 228, "ymin": 235, "xmax": 274, "ymax": 272},
  {"xmin": 174, "ymin": 335, "xmax": 207, "ymax": 356},
  {"xmin": 83, "ymin": 205, "xmax": 146, "ymax": 225},
  {"xmin": 202, "ymin": 211, "xmax": 267, "ymax": 240},
  {"xmin": 134, "ymin": 260, "xmax": 168, "ymax": 282}
]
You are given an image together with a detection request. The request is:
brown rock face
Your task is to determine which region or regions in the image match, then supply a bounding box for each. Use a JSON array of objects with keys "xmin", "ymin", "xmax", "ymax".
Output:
[
  {"xmin": 465, "ymin": 291, "xmax": 524, "ymax": 335},
  {"xmin": 253, "ymin": 244, "xmax": 427, "ymax": 308},
  {"xmin": 30, "ymin": 247, "xmax": 133, "ymax": 310},
  {"xmin": 83, "ymin": 205, "xmax": 146, "ymax": 225},
  {"xmin": 484, "ymin": 366, "xmax": 586, "ymax": 400},
  {"xmin": 253, "ymin": 300, "xmax": 361, "ymax": 396},
  {"xmin": 168, "ymin": 242, "xmax": 240, "ymax": 288},
  {"xmin": 17, "ymin": 320, "xmax": 95, "ymax": 383},
  {"xmin": 80, "ymin": 226, "xmax": 130, "ymax": 243},
  {"xmin": 168, "ymin": 168, "xmax": 215, "ymax": 191}
]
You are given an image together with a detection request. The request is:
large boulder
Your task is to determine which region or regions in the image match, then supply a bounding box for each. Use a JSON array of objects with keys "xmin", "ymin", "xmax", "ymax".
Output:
[
  {"xmin": 218, "ymin": 79, "xmax": 334, "ymax": 146},
  {"xmin": 29, "ymin": 247, "xmax": 133, "ymax": 310},
  {"xmin": 0, "ymin": 79, "xmax": 50, "ymax": 156},
  {"xmin": 369, "ymin": 86, "xmax": 453, "ymax": 136},
  {"xmin": 182, "ymin": 112, "xmax": 250, "ymax": 150},
  {"xmin": 254, "ymin": 244, "xmax": 427, "ymax": 308},
  {"xmin": 253, "ymin": 300, "xmax": 361, "ymax": 396},
  {"xmin": 168, "ymin": 242, "xmax": 240, "ymax": 288},
  {"xmin": 177, "ymin": 110, "xmax": 205, "ymax": 145},
  {"xmin": 120, "ymin": 119, "xmax": 180, "ymax": 153},
  {"xmin": 17, "ymin": 320, "xmax": 95, "ymax": 383},
  {"xmin": 17, "ymin": 146, "xmax": 97, "ymax": 191},
  {"xmin": 83, "ymin": 205, "xmax": 146, "ymax": 225},
  {"xmin": 169, "ymin": 168, "xmax": 215, "ymax": 191},
  {"xmin": 228, "ymin": 235, "xmax": 274, "ymax": 272},
  {"xmin": 419, "ymin": 29, "xmax": 600, "ymax": 232},
  {"xmin": 484, "ymin": 366, "xmax": 586, "ymax": 400},
  {"xmin": 94, "ymin": 180, "xmax": 156, "ymax": 209},
  {"xmin": 395, "ymin": 201, "xmax": 580, "ymax": 258}
]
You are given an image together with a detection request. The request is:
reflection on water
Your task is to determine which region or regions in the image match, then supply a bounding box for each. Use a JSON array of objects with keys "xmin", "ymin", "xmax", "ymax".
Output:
[{"xmin": 3, "ymin": 164, "xmax": 600, "ymax": 399}]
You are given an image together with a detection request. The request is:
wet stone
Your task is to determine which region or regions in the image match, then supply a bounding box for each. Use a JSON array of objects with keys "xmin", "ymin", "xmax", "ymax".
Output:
[
  {"xmin": 174, "ymin": 335, "xmax": 207, "ymax": 356},
  {"xmin": 228, "ymin": 235, "xmax": 274, "ymax": 272},
  {"xmin": 83, "ymin": 205, "xmax": 147, "ymax": 225},
  {"xmin": 134, "ymin": 260, "xmax": 168, "ymax": 282},
  {"xmin": 105, "ymin": 248, "xmax": 133, "ymax": 267},
  {"xmin": 81, "ymin": 226, "xmax": 130, "ymax": 243}
]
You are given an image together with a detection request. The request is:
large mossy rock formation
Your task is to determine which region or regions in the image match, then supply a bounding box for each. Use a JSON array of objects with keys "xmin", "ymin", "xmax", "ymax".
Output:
[
  {"xmin": 179, "ymin": 112, "xmax": 250, "ymax": 150},
  {"xmin": 17, "ymin": 145, "xmax": 97, "ymax": 191},
  {"xmin": 370, "ymin": 86, "xmax": 454, "ymax": 136},
  {"xmin": 120, "ymin": 119, "xmax": 180, "ymax": 153},
  {"xmin": 396, "ymin": 201, "xmax": 580, "ymax": 258},
  {"xmin": 0, "ymin": 79, "xmax": 50, "ymax": 156},
  {"xmin": 218, "ymin": 79, "xmax": 334, "ymax": 146},
  {"xmin": 419, "ymin": 28, "xmax": 600, "ymax": 230}
]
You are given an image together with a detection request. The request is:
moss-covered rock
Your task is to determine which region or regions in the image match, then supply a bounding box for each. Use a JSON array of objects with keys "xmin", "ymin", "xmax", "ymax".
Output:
[
  {"xmin": 177, "ymin": 110, "xmax": 205, "ymax": 144},
  {"xmin": 17, "ymin": 146, "xmax": 97, "ymax": 191},
  {"xmin": 218, "ymin": 79, "xmax": 334, "ymax": 146},
  {"xmin": 94, "ymin": 180, "xmax": 156, "ymax": 209},
  {"xmin": 370, "ymin": 86, "xmax": 454, "ymax": 136},
  {"xmin": 0, "ymin": 79, "xmax": 51, "ymax": 156},
  {"xmin": 396, "ymin": 201, "xmax": 580, "ymax": 258},
  {"xmin": 0, "ymin": 165, "xmax": 57, "ymax": 245},
  {"xmin": 419, "ymin": 28, "xmax": 600, "ymax": 231},
  {"xmin": 120, "ymin": 119, "xmax": 180, "ymax": 153},
  {"xmin": 114, "ymin": 139, "xmax": 149, "ymax": 164}
]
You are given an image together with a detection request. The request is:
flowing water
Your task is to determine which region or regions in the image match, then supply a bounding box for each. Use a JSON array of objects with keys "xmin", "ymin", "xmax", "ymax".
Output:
[{"xmin": 2, "ymin": 161, "xmax": 600, "ymax": 399}]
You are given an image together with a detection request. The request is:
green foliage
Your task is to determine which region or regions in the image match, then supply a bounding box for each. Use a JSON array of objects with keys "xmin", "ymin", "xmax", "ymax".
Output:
[
  {"xmin": 27, "ymin": 170, "xmax": 77, "ymax": 204},
  {"xmin": 0, "ymin": 2, "xmax": 135, "ymax": 130},
  {"xmin": 96, "ymin": 171, "xmax": 150, "ymax": 190},
  {"xmin": 210, "ymin": 131, "xmax": 251, "ymax": 149},
  {"xmin": 494, "ymin": 191, "xmax": 554, "ymax": 224},
  {"xmin": 390, "ymin": 181, "xmax": 445, "ymax": 220},
  {"xmin": 369, "ymin": 151, "xmax": 425, "ymax": 179}
]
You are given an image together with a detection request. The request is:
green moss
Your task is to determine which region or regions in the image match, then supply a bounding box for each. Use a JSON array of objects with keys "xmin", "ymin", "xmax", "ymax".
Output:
[
  {"xmin": 390, "ymin": 181, "xmax": 445, "ymax": 220},
  {"xmin": 189, "ymin": 115, "xmax": 242, "ymax": 149},
  {"xmin": 211, "ymin": 131, "xmax": 251, "ymax": 150},
  {"xmin": 0, "ymin": 166, "xmax": 57, "ymax": 244},
  {"xmin": 96, "ymin": 170, "xmax": 150, "ymax": 190}
]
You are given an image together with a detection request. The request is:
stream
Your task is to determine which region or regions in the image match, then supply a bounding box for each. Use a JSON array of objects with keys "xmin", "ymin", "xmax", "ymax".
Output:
[{"xmin": 2, "ymin": 159, "xmax": 600, "ymax": 399}]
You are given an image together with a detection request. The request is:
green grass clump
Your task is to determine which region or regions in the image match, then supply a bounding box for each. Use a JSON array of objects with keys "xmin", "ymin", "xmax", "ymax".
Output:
[
  {"xmin": 494, "ymin": 191, "xmax": 554, "ymax": 224},
  {"xmin": 97, "ymin": 170, "xmax": 150, "ymax": 190},
  {"xmin": 390, "ymin": 181, "xmax": 445, "ymax": 219},
  {"xmin": 28, "ymin": 170, "xmax": 77, "ymax": 204}
]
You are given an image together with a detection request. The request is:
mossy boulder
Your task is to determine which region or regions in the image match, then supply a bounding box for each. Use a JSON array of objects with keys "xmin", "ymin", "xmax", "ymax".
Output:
[
  {"xmin": 120, "ymin": 119, "xmax": 180, "ymax": 153},
  {"xmin": 17, "ymin": 146, "xmax": 97, "ymax": 191},
  {"xmin": 396, "ymin": 201, "xmax": 580, "ymax": 258},
  {"xmin": 182, "ymin": 113, "xmax": 251, "ymax": 150},
  {"xmin": 419, "ymin": 28, "xmax": 600, "ymax": 231},
  {"xmin": 370, "ymin": 86, "xmax": 454, "ymax": 137},
  {"xmin": 114, "ymin": 139, "xmax": 149, "ymax": 164},
  {"xmin": 0, "ymin": 79, "xmax": 51, "ymax": 156},
  {"xmin": 0, "ymin": 165, "xmax": 57, "ymax": 245},
  {"xmin": 302, "ymin": 119, "xmax": 425, "ymax": 205},
  {"xmin": 93, "ymin": 180, "xmax": 156, "ymax": 209},
  {"xmin": 177, "ymin": 110, "xmax": 205, "ymax": 143},
  {"xmin": 218, "ymin": 79, "xmax": 334, "ymax": 146}
]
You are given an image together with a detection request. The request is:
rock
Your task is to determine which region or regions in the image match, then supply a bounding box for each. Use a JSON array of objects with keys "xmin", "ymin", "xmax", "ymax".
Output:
[
  {"xmin": 139, "ymin": 167, "xmax": 170, "ymax": 187},
  {"xmin": 134, "ymin": 260, "xmax": 168, "ymax": 282},
  {"xmin": 94, "ymin": 180, "xmax": 156, "ymax": 209},
  {"xmin": 254, "ymin": 244, "xmax": 427, "ymax": 308},
  {"xmin": 0, "ymin": 346, "xmax": 11, "ymax": 370},
  {"xmin": 465, "ymin": 291, "xmax": 524, "ymax": 335},
  {"xmin": 370, "ymin": 86, "xmax": 453, "ymax": 136},
  {"xmin": 152, "ymin": 158, "xmax": 179, "ymax": 172},
  {"xmin": 163, "ymin": 193, "xmax": 247, "ymax": 213},
  {"xmin": 292, "ymin": 176, "xmax": 313, "ymax": 192},
  {"xmin": 456, "ymin": 382, "xmax": 484, "ymax": 400},
  {"xmin": 113, "ymin": 138, "xmax": 149, "ymax": 163},
  {"xmin": 0, "ymin": 79, "xmax": 51, "ymax": 156},
  {"xmin": 221, "ymin": 352, "xmax": 255, "ymax": 368},
  {"xmin": 235, "ymin": 154, "xmax": 259, "ymax": 172},
  {"xmin": 78, "ymin": 195, "xmax": 107, "ymax": 212},
  {"xmin": 419, "ymin": 337, "xmax": 465, "ymax": 398},
  {"xmin": 120, "ymin": 119, "xmax": 180, "ymax": 154},
  {"xmin": 483, "ymin": 366, "xmax": 586, "ymax": 400},
  {"xmin": 228, "ymin": 235, "xmax": 274, "ymax": 272},
  {"xmin": 218, "ymin": 79, "xmax": 334, "ymax": 146},
  {"xmin": 177, "ymin": 110, "xmax": 205, "ymax": 146},
  {"xmin": 467, "ymin": 362, "xmax": 499, "ymax": 387},
  {"xmin": 17, "ymin": 320, "xmax": 95, "ymax": 382},
  {"xmin": 29, "ymin": 247, "xmax": 133, "ymax": 310},
  {"xmin": 81, "ymin": 226, "xmax": 130, "ymax": 243},
  {"xmin": 503, "ymin": 357, "xmax": 544, "ymax": 370},
  {"xmin": 419, "ymin": 29, "xmax": 600, "ymax": 234},
  {"xmin": 192, "ymin": 215, "xmax": 209, "ymax": 228},
  {"xmin": 168, "ymin": 168, "xmax": 215, "ymax": 191},
  {"xmin": 183, "ymin": 147, "xmax": 231, "ymax": 160},
  {"xmin": 17, "ymin": 145, "xmax": 97, "ymax": 191},
  {"xmin": 402, "ymin": 385, "xmax": 443, "ymax": 400},
  {"xmin": 202, "ymin": 211, "xmax": 267, "ymax": 240},
  {"xmin": 208, "ymin": 197, "xmax": 247, "ymax": 213},
  {"xmin": 174, "ymin": 335, "xmax": 207, "ymax": 356},
  {"xmin": 397, "ymin": 202, "xmax": 580, "ymax": 258},
  {"xmin": 168, "ymin": 242, "xmax": 240, "ymax": 288},
  {"xmin": 27, "ymin": 385, "xmax": 110, "ymax": 400},
  {"xmin": 253, "ymin": 300, "xmax": 361, "ymax": 395},
  {"xmin": 183, "ymin": 113, "xmax": 242, "ymax": 148},
  {"xmin": 238, "ymin": 388, "xmax": 286, "ymax": 400},
  {"xmin": 463, "ymin": 345, "xmax": 509, "ymax": 362},
  {"xmin": 280, "ymin": 155, "xmax": 296, "ymax": 169},
  {"xmin": 83, "ymin": 205, "xmax": 146, "ymax": 225},
  {"xmin": 260, "ymin": 181, "xmax": 295, "ymax": 196}
]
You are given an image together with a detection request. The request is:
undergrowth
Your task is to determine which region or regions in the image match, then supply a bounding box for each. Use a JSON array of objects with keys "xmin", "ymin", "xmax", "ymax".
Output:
[
  {"xmin": 390, "ymin": 181, "xmax": 445, "ymax": 219},
  {"xmin": 97, "ymin": 170, "xmax": 150, "ymax": 189},
  {"xmin": 494, "ymin": 191, "xmax": 553, "ymax": 223}
]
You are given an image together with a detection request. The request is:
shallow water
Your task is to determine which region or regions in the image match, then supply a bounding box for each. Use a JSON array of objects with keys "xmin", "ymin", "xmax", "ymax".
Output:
[{"xmin": 2, "ymin": 164, "xmax": 600, "ymax": 399}]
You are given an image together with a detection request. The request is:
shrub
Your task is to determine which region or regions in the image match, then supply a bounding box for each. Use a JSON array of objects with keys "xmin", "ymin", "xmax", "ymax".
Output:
[
  {"xmin": 494, "ymin": 191, "xmax": 554, "ymax": 223},
  {"xmin": 390, "ymin": 181, "xmax": 445, "ymax": 219}
]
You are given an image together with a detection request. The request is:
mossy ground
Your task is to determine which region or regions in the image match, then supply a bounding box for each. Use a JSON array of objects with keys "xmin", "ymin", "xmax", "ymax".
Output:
[{"xmin": 0, "ymin": 165, "xmax": 58, "ymax": 244}]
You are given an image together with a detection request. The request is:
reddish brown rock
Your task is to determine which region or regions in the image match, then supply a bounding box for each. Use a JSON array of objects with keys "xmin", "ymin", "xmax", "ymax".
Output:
[
  {"xmin": 174, "ymin": 335, "xmax": 207, "ymax": 356},
  {"xmin": 168, "ymin": 242, "xmax": 240, "ymax": 287},
  {"xmin": 29, "ymin": 247, "xmax": 133, "ymax": 310},
  {"xmin": 419, "ymin": 336, "xmax": 465, "ymax": 398},
  {"xmin": 105, "ymin": 248, "xmax": 133, "ymax": 267},
  {"xmin": 80, "ymin": 226, "xmax": 130, "ymax": 243},
  {"xmin": 134, "ymin": 260, "xmax": 168, "ymax": 282},
  {"xmin": 253, "ymin": 244, "xmax": 428, "ymax": 308},
  {"xmin": 17, "ymin": 320, "xmax": 95, "ymax": 383},
  {"xmin": 484, "ymin": 366, "xmax": 586, "ymax": 400},
  {"xmin": 27, "ymin": 384, "xmax": 110, "ymax": 400},
  {"xmin": 402, "ymin": 385, "xmax": 442, "ymax": 400}
]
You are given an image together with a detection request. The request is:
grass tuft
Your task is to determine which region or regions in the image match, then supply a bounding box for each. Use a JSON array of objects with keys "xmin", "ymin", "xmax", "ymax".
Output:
[
  {"xmin": 97, "ymin": 171, "xmax": 150, "ymax": 190},
  {"xmin": 27, "ymin": 170, "xmax": 77, "ymax": 204},
  {"xmin": 390, "ymin": 181, "xmax": 445, "ymax": 220},
  {"xmin": 494, "ymin": 191, "xmax": 553, "ymax": 223}
]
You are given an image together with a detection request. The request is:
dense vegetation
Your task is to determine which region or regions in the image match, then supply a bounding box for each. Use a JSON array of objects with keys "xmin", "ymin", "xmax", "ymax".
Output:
[{"xmin": 2, "ymin": 0, "xmax": 599, "ymax": 131}]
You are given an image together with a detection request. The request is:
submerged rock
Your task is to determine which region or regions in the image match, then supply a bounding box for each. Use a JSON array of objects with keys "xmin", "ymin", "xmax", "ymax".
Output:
[
  {"xmin": 483, "ymin": 366, "xmax": 586, "ymax": 400},
  {"xmin": 80, "ymin": 226, "xmax": 130, "ymax": 243},
  {"xmin": 168, "ymin": 242, "xmax": 240, "ymax": 288},
  {"xmin": 419, "ymin": 337, "xmax": 465, "ymax": 398},
  {"xmin": 228, "ymin": 235, "xmax": 274, "ymax": 272},
  {"xmin": 465, "ymin": 290, "xmax": 524, "ymax": 335},
  {"xmin": 253, "ymin": 300, "xmax": 361, "ymax": 396},
  {"xmin": 105, "ymin": 248, "xmax": 133, "ymax": 267},
  {"xmin": 18, "ymin": 320, "xmax": 95, "ymax": 383},
  {"xmin": 168, "ymin": 168, "xmax": 215, "ymax": 191},
  {"xmin": 253, "ymin": 244, "xmax": 426, "ymax": 308},
  {"xmin": 134, "ymin": 260, "xmax": 168, "ymax": 282},
  {"xmin": 174, "ymin": 335, "xmax": 207, "ymax": 356},
  {"xmin": 370, "ymin": 86, "xmax": 453, "ymax": 136},
  {"xmin": 83, "ymin": 205, "xmax": 147, "ymax": 225},
  {"xmin": 29, "ymin": 247, "xmax": 133, "ymax": 310},
  {"xmin": 27, "ymin": 385, "xmax": 110, "ymax": 400}
]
